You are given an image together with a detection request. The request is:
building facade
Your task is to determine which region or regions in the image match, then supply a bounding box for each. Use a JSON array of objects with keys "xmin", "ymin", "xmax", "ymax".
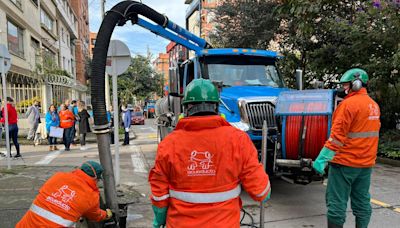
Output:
[
  {"xmin": 70, "ymin": 0, "xmax": 90, "ymax": 100},
  {"xmin": 185, "ymin": 0, "xmax": 218, "ymax": 42},
  {"xmin": 89, "ymin": 32, "xmax": 97, "ymax": 58},
  {"xmin": 153, "ymin": 53, "xmax": 169, "ymax": 95},
  {"xmin": 0, "ymin": 0, "xmax": 88, "ymax": 117}
]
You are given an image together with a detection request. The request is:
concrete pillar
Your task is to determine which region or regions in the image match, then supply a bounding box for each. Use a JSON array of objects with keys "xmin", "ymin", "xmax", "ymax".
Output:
[{"xmin": 42, "ymin": 83, "xmax": 52, "ymax": 113}]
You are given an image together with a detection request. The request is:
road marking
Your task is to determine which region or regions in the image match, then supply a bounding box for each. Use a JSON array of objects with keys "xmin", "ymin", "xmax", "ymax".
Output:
[
  {"xmin": 371, "ymin": 199, "xmax": 391, "ymax": 208},
  {"xmin": 147, "ymin": 134, "xmax": 157, "ymax": 139},
  {"xmin": 130, "ymin": 146, "xmax": 147, "ymax": 173},
  {"xmin": 370, "ymin": 198, "xmax": 400, "ymax": 214},
  {"xmin": 35, "ymin": 150, "xmax": 62, "ymax": 165}
]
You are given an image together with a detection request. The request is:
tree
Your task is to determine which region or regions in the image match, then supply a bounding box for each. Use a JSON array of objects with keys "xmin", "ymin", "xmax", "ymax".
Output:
[
  {"xmin": 209, "ymin": 0, "xmax": 280, "ymax": 49},
  {"xmin": 276, "ymin": 0, "xmax": 400, "ymax": 129},
  {"xmin": 117, "ymin": 55, "xmax": 163, "ymax": 104}
]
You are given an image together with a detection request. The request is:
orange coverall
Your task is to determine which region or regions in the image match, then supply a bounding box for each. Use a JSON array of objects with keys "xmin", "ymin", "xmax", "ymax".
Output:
[
  {"xmin": 325, "ymin": 88, "xmax": 381, "ymax": 167},
  {"xmin": 16, "ymin": 169, "xmax": 106, "ymax": 227},
  {"xmin": 149, "ymin": 115, "xmax": 271, "ymax": 228}
]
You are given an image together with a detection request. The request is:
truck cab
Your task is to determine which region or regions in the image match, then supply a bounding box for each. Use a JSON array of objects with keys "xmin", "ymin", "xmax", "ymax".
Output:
[{"xmin": 157, "ymin": 48, "xmax": 287, "ymax": 150}]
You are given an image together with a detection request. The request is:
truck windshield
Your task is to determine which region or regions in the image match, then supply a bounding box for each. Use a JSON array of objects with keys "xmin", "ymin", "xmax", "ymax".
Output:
[{"xmin": 206, "ymin": 64, "xmax": 284, "ymax": 87}]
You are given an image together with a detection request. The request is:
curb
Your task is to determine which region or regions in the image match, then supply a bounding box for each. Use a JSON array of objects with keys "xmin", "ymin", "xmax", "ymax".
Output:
[{"xmin": 376, "ymin": 157, "xmax": 400, "ymax": 167}]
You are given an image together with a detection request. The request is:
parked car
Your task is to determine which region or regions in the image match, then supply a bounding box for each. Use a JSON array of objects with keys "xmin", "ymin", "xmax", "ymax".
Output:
[{"xmin": 131, "ymin": 111, "xmax": 145, "ymax": 125}]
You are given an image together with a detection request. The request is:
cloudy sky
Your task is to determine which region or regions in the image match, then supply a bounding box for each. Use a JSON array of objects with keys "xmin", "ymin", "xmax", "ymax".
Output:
[{"xmin": 88, "ymin": 0, "xmax": 187, "ymax": 57}]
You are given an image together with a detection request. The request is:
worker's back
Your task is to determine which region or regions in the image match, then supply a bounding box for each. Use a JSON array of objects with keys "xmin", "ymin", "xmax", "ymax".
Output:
[
  {"xmin": 16, "ymin": 169, "xmax": 105, "ymax": 227},
  {"xmin": 328, "ymin": 88, "xmax": 381, "ymax": 167},
  {"xmin": 149, "ymin": 115, "xmax": 270, "ymax": 228}
]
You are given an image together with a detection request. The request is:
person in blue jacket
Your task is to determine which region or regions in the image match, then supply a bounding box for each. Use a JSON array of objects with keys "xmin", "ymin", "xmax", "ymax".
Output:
[
  {"xmin": 45, "ymin": 104, "xmax": 60, "ymax": 151},
  {"xmin": 121, "ymin": 105, "xmax": 131, "ymax": 145}
]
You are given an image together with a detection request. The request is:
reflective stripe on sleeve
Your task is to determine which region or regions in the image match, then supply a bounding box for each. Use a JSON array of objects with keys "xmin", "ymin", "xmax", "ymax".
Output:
[
  {"xmin": 347, "ymin": 131, "xmax": 379, "ymax": 138},
  {"xmin": 30, "ymin": 204, "xmax": 76, "ymax": 227},
  {"xmin": 152, "ymin": 194, "xmax": 170, "ymax": 201},
  {"xmin": 169, "ymin": 185, "xmax": 241, "ymax": 204},
  {"xmin": 256, "ymin": 181, "xmax": 271, "ymax": 198},
  {"xmin": 328, "ymin": 137, "xmax": 344, "ymax": 147}
]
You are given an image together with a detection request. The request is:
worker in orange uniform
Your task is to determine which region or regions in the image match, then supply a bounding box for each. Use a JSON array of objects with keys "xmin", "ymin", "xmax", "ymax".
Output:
[
  {"xmin": 313, "ymin": 68, "xmax": 380, "ymax": 228},
  {"xmin": 149, "ymin": 79, "xmax": 271, "ymax": 228},
  {"xmin": 16, "ymin": 161, "xmax": 113, "ymax": 227}
]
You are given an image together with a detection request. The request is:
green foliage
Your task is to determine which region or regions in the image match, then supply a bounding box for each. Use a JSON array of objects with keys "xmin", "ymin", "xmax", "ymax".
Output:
[
  {"xmin": 276, "ymin": 0, "xmax": 400, "ymax": 129},
  {"xmin": 209, "ymin": 0, "xmax": 280, "ymax": 49},
  {"xmin": 378, "ymin": 130, "xmax": 400, "ymax": 160},
  {"xmin": 117, "ymin": 55, "xmax": 163, "ymax": 104}
]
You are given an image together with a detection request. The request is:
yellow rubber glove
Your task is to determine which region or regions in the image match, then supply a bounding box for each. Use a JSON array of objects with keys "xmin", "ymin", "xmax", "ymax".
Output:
[{"xmin": 106, "ymin": 209, "xmax": 113, "ymax": 220}]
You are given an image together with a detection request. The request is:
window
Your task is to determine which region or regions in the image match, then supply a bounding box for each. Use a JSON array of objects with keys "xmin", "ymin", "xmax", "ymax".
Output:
[
  {"xmin": 66, "ymin": 34, "xmax": 69, "ymax": 46},
  {"xmin": 31, "ymin": 0, "xmax": 38, "ymax": 6},
  {"xmin": 91, "ymin": 39, "xmax": 96, "ymax": 45},
  {"xmin": 10, "ymin": 0, "xmax": 22, "ymax": 9},
  {"xmin": 63, "ymin": 57, "xmax": 66, "ymax": 70},
  {"xmin": 7, "ymin": 20, "xmax": 24, "ymax": 57},
  {"xmin": 61, "ymin": 28, "xmax": 64, "ymax": 41},
  {"xmin": 31, "ymin": 38, "xmax": 40, "ymax": 66},
  {"xmin": 41, "ymin": 9, "xmax": 54, "ymax": 32}
]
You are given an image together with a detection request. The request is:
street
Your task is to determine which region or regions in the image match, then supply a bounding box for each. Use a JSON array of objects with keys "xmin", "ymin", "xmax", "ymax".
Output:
[{"xmin": 0, "ymin": 119, "xmax": 399, "ymax": 228}]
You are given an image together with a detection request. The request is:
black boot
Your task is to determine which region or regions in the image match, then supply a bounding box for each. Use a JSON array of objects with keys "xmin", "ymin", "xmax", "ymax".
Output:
[{"xmin": 328, "ymin": 220, "xmax": 343, "ymax": 228}]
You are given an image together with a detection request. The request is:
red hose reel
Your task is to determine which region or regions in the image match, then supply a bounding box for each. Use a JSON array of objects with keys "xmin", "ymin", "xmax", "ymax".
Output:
[{"xmin": 285, "ymin": 102, "xmax": 328, "ymax": 160}]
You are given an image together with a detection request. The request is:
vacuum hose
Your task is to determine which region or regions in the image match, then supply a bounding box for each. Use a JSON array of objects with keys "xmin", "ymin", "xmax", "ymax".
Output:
[
  {"xmin": 91, "ymin": 0, "xmax": 168, "ymax": 129},
  {"xmin": 90, "ymin": 1, "xmax": 171, "ymax": 226}
]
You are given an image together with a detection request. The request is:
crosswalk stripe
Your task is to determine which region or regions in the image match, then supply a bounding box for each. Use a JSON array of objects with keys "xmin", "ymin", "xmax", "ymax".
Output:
[
  {"xmin": 131, "ymin": 146, "xmax": 147, "ymax": 173},
  {"xmin": 35, "ymin": 150, "xmax": 62, "ymax": 165}
]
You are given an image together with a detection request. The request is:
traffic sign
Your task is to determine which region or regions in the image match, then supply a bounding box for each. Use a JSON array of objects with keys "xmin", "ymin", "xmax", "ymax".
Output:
[
  {"xmin": 0, "ymin": 44, "xmax": 11, "ymax": 73},
  {"xmin": 106, "ymin": 40, "xmax": 131, "ymax": 76}
]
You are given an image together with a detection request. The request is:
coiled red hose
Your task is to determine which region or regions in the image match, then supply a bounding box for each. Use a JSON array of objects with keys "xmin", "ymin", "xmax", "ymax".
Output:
[{"xmin": 285, "ymin": 102, "xmax": 328, "ymax": 160}]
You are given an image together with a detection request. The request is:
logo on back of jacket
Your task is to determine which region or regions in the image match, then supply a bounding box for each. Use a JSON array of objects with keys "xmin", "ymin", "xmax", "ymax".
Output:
[
  {"xmin": 45, "ymin": 185, "xmax": 76, "ymax": 211},
  {"xmin": 368, "ymin": 103, "xmax": 379, "ymax": 120},
  {"xmin": 187, "ymin": 150, "xmax": 216, "ymax": 176}
]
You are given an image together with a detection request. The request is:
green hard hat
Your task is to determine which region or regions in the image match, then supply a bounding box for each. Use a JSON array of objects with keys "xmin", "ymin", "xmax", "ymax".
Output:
[
  {"xmin": 340, "ymin": 68, "xmax": 369, "ymax": 84},
  {"xmin": 182, "ymin": 79, "xmax": 219, "ymax": 105},
  {"xmin": 81, "ymin": 161, "xmax": 104, "ymax": 179}
]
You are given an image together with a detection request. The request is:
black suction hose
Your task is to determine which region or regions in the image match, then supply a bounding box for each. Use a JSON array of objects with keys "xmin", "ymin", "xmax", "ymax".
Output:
[
  {"xmin": 91, "ymin": 0, "xmax": 167, "ymax": 128},
  {"xmin": 91, "ymin": 1, "xmax": 170, "ymax": 225}
]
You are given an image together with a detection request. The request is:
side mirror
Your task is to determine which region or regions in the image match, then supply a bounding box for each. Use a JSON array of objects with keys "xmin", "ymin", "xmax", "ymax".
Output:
[
  {"xmin": 296, "ymin": 69, "xmax": 303, "ymax": 90},
  {"xmin": 168, "ymin": 61, "xmax": 181, "ymax": 97}
]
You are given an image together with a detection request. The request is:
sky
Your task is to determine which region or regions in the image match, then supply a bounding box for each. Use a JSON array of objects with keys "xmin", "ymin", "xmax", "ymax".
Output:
[{"xmin": 88, "ymin": 0, "xmax": 188, "ymax": 57}]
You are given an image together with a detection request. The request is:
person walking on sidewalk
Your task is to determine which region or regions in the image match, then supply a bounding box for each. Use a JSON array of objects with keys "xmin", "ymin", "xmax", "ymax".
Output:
[
  {"xmin": 107, "ymin": 106, "xmax": 115, "ymax": 144},
  {"xmin": 0, "ymin": 97, "xmax": 21, "ymax": 158},
  {"xmin": 59, "ymin": 104, "xmax": 75, "ymax": 151},
  {"xmin": 121, "ymin": 105, "xmax": 131, "ymax": 146},
  {"xmin": 313, "ymin": 68, "xmax": 381, "ymax": 228},
  {"xmin": 45, "ymin": 104, "xmax": 60, "ymax": 151},
  {"xmin": 16, "ymin": 161, "xmax": 113, "ymax": 227},
  {"xmin": 78, "ymin": 101, "xmax": 91, "ymax": 150},
  {"xmin": 149, "ymin": 79, "xmax": 271, "ymax": 228},
  {"xmin": 26, "ymin": 100, "xmax": 41, "ymax": 145}
]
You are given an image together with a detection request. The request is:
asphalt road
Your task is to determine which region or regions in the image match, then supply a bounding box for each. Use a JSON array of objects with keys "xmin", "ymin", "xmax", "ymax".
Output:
[{"xmin": 0, "ymin": 119, "xmax": 399, "ymax": 228}]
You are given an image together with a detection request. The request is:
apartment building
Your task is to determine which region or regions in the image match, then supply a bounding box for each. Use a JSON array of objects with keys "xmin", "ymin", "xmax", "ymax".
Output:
[
  {"xmin": 89, "ymin": 32, "xmax": 97, "ymax": 58},
  {"xmin": 70, "ymin": 0, "xmax": 89, "ymax": 89},
  {"xmin": 0, "ymin": 0, "xmax": 89, "ymax": 115}
]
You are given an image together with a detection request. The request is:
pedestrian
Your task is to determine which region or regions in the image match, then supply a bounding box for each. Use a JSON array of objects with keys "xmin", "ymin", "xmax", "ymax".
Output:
[
  {"xmin": 78, "ymin": 101, "xmax": 91, "ymax": 150},
  {"xmin": 45, "ymin": 104, "xmax": 60, "ymax": 151},
  {"xmin": 16, "ymin": 161, "xmax": 113, "ymax": 227},
  {"xmin": 71, "ymin": 100, "xmax": 79, "ymax": 145},
  {"xmin": 59, "ymin": 104, "xmax": 75, "ymax": 151},
  {"xmin": 313, "ymin": 68, "xmax": 381, "ymax": 228},
  {"xmin": 0, "ymin": 97, "xmax": 21, "ymax": 158},
  {"xmin": 148, "ymin": 79, "xmax": 271, "ymax": 228},
  {"xmin": 26, "ymin": 100, "xmax": 41, "ymax": 145},
  {"xmin": 107, "ymin": 106, "xmax": 114, "ymax": 144},
  {"xmin": 121, "ymin": 105, "xmax": 131, "ymax": 146}
]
